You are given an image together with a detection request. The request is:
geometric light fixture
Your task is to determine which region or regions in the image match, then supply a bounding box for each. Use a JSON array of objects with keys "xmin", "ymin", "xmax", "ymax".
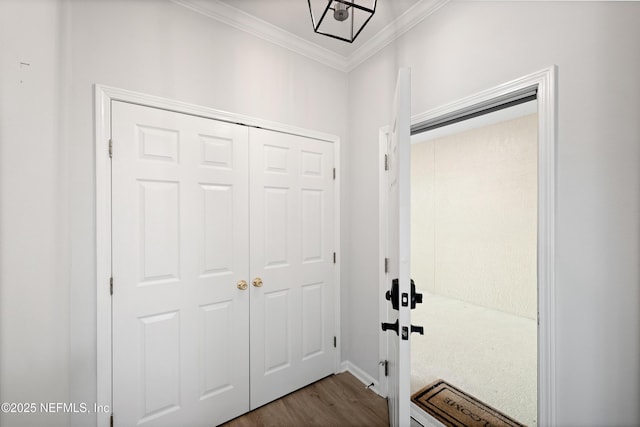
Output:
[{"xmin": 307, "ymin": 0, "xmax": 377, "ymax": 43}]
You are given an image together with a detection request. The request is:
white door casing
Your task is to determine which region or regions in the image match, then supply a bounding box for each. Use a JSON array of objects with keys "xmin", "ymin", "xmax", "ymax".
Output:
[
  {"xmin": 385, "ymin": 68, "xmax": 412, "ymax": 427},
  {"xmin": 111, "ymin": 101, "xmax": 250, "ymax": 426},
  {"xmin": 249, "ymin": 128, "xmax": 336, "ymax": 409}
]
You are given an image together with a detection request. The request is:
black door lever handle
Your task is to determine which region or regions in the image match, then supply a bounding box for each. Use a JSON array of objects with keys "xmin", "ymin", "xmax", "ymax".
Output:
[
  {"xmin": 411, "ymin": 324, "xmax": 424, "ymax": 335},
  {"xmin": 381, "ymin": 319, "xmax": 399, "ymax": 335}
]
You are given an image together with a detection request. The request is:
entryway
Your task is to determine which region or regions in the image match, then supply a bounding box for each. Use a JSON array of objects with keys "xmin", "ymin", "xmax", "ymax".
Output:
[
  {"xmin": 378, "ymin": 67, "xmax": 557, "ymax": 427},
  {"xmin": 409, "ymin": 100, "xmax": 539, "ymax": 426},
  {"xmin": 96, "ymin": 87, "xmax": 341, "ymax": 427}
]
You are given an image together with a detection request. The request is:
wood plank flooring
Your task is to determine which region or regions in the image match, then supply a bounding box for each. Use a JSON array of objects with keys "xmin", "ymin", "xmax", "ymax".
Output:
[{"xmin": 221, "ymin": 372, "xmax": 389, "ymax": 427}]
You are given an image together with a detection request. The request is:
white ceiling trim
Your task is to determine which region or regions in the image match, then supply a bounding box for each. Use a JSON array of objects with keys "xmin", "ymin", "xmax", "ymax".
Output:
[
  {"xmin": 171, "ymin": 0, "xmax": 349, "ymax": 71},
  {"xmin": 171, "ymin": 0, "xmax": 449, "ymax": 73},
  {"xmin": 346, "ymin": 0, "xmax": 450, "ymax": 72}
]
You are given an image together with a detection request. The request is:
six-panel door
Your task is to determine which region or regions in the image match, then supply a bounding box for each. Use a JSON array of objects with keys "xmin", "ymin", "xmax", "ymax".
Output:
[
  {"xmin": 112, "ymin": 102, "xmax": 250, "ymax": 426},
  {"xmin": 249, "ymin": 128, "xmax": 336, "ymax": 409},
  {"xmin": 111, "ymin": 102, "xmax": 336, "ymax": 426}
]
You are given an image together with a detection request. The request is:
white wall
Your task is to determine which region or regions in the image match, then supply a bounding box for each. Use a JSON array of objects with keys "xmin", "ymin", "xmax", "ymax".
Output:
[
  {"xmin": 345, "ymin": 2, "xmax": 640, "ymax": 425},
  {"xmin": 1, "ymin": 1, "xmax": 348, "ymax": 426},
  {"xmin": 411, "ymin": 114, "xmax": 538, "ymax": 319},
  {"xmin": 0, "ymin": 1, "xmax": 71, "ymax": 426}
]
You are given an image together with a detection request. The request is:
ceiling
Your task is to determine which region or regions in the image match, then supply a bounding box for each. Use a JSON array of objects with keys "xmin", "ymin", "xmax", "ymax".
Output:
[
  {"xmin": 173, "ymin": 0, "xmax": 448, "ymax": 71},
  {"xmin": 216, "ymin": 0, "xmax": 422, "ymax": 57}
]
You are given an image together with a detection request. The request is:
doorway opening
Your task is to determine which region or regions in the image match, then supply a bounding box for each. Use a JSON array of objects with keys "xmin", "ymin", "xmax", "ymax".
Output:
[
  {"xmin": 378, "ymin": 67, "xmax": 556, "ymax": 427},
  {"xmin": 410, "ymin": 99, "xmax": 538, "ymax": 426}
]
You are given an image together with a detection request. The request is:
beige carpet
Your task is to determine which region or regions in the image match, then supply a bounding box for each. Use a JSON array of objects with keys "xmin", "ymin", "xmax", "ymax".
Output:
[{"xmin": 411, "ymin": 291, "xmax": 537, "ymax": 426}]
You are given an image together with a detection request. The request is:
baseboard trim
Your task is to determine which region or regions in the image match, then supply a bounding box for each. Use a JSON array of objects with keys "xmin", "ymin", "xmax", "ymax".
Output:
[
  {"xmin": 339, "ymin": 360, "xmax": 384, "ymax": 397},
  {"xmin": 339, "ymin": 362, "xmax": 445, "ymax": 426},
  {"xmin": 411, "ymin": 402, "xmax": 445, "ymax": 427}
]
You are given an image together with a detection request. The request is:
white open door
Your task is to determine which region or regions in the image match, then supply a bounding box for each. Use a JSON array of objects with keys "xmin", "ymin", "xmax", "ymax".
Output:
[{"xmin": 382, "ymin": 68, "xmax": 412, "ymax": 427}]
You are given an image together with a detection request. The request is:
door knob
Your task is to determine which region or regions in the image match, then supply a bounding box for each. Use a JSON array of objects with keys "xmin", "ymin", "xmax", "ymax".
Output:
[
  {"xmin": 252, "ymin": 277, "xmax": 263, "ymax": 287},
  {"xmin": 237, "ymin": 280, "xmax": 248, "ymax": 290}
]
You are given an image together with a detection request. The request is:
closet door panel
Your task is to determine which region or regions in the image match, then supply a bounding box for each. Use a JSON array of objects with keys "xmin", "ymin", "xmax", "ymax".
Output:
[
  {"xmin": 249, "ymin": 128, "xmax": 335, "ymax": 409},
  {"xmin": 112, "ymin": 102, "xmax": 250, "ymax": 427}
]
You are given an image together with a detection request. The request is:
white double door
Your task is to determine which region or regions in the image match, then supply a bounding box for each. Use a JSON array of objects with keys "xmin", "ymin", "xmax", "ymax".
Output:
[{"xmin": 111, "ymin": 101, "xmax": 336, "ymax": 426}]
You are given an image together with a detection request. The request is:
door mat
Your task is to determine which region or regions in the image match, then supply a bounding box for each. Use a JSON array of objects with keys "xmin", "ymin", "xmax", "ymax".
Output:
[{"xmin": 411, "ymin": 379, "xmax": 526, "ymax": 427}]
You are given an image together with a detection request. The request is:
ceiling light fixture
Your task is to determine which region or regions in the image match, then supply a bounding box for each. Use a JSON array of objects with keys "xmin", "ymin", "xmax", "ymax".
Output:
[{"xmin": 307, "ymin": 0, "xmax": 377, "ymax": 43}]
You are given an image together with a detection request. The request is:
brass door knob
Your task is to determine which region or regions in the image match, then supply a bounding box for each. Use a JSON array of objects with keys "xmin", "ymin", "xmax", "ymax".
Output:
[
  {"xmin": 252, "ymin": 277, "xmax": 263, "ymax": 288},
  {"xmin": 237, "ymin": 280, "xmax": 248, "ymax": 290}
]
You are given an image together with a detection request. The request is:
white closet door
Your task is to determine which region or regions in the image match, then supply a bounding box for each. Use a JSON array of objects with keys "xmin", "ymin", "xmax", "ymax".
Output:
[
  {"xmin": 249, "ymin": 128, "xmax": 336, "ymax": 409},
  {"xmin": 111, "ymin": 101, "xmax": 250, "ymax": 427}
]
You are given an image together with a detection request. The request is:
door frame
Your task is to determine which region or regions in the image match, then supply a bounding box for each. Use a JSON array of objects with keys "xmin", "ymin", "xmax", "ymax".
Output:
[
  {"xmin": 378, "ymin": 66, "xmax": 557, "ymax": 426},
  {"xmin": 95, "ymin": 85, "xmax": 342, "ymax": 427}
]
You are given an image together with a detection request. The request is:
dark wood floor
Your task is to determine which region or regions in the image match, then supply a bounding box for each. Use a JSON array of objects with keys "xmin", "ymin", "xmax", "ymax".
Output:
[{"xmin": 221, "ymin": 372, "xmax": 389, "ymax": 427}]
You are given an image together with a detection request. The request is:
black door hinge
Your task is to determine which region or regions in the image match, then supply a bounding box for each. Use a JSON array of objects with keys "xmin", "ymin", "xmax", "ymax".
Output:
[{"xmin": 333, "ymin": 336, "xmax": 337, "ymax": 348}]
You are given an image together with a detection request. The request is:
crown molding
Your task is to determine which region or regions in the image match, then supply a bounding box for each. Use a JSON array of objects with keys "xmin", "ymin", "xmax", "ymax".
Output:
[
  {"xmin": 171, "ymin": 0, "xmax": 450, "ymax": 74},
  {"xmin": 346, "ymin": 0, "xmax": 450, "ymax": 72},
  {"xmin": 171, "ymin": 0, "xmax": 349, "ymax": 71}
]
